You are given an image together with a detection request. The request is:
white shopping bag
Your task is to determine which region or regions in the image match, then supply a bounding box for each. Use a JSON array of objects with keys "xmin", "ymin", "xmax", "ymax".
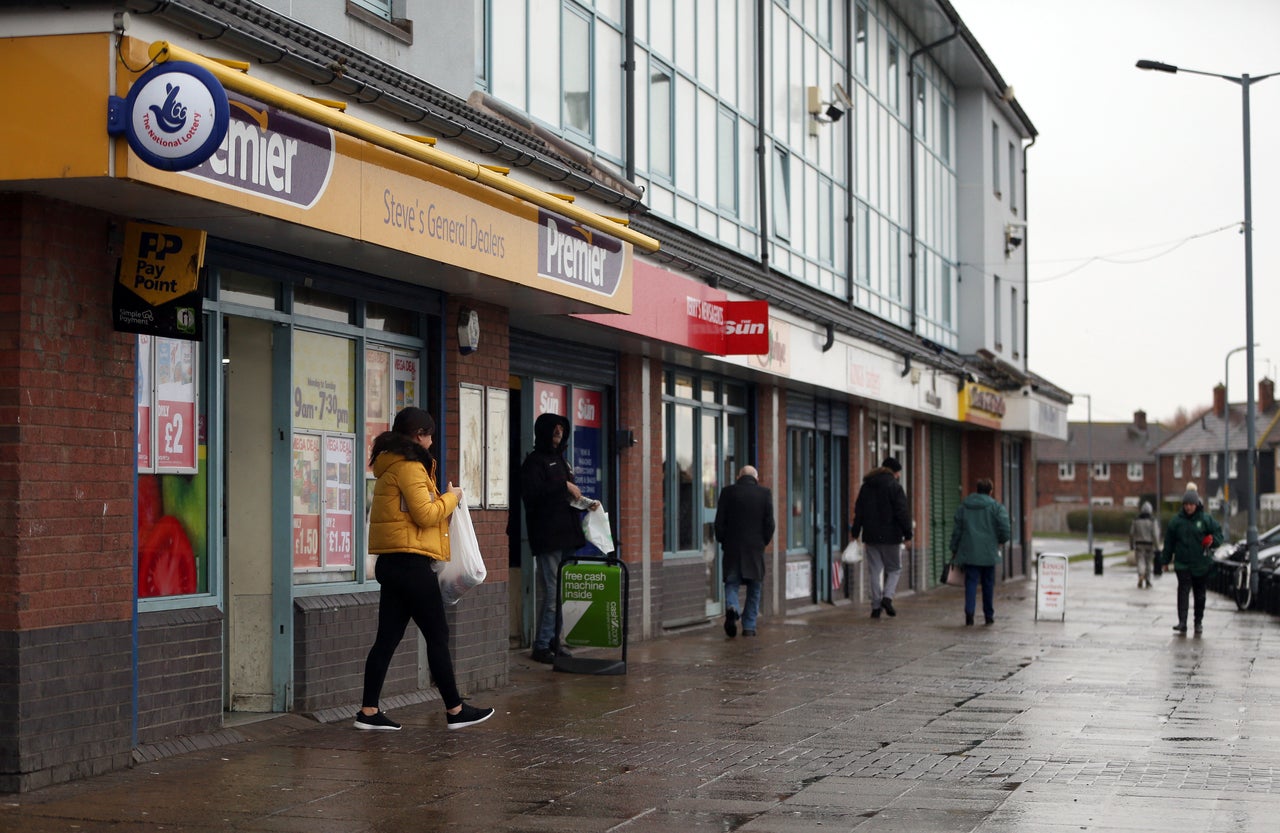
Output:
[
  {"xmin": 582, "ymin": 505, "xmax": 615, "ymax": 554},
  {"xmin": 841, "ymin": 541, "xmax": 863, "ymax": 565},
  {"xmin": 438, "ymin": 502, "xmax": 487, "ymax": 605}
]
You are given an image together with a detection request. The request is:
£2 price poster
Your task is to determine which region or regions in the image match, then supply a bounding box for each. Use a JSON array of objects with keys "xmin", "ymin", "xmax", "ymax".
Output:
[{"xmin": 137, "ymin": 335, "xmax": 198, "ymax": 473}]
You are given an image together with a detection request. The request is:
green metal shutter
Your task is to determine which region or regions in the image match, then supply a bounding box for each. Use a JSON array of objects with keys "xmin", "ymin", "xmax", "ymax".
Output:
[{"xmin": 929, "ymin": 424, "xmax": 962, "ymax": 588}]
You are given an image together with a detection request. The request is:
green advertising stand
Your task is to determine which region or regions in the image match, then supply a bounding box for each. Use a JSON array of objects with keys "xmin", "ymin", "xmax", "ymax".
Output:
[{"xmin": 554, "ymin": 556, "xmax": 629, "ymax": 675}]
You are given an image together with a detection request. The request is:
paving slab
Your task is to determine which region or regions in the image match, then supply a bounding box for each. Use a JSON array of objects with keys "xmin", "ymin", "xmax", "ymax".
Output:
[{"xmin": 2, "ymin": 556, "xmax": 1278, "ymax": 833}]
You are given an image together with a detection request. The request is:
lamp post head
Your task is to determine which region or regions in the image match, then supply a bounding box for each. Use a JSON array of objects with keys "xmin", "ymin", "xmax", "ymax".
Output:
[{"xmin": 1137, "ymin": 59, "xmax": 1178, "ymax": 73}]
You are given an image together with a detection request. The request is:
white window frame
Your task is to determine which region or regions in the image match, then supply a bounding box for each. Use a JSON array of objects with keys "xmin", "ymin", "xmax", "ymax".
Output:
[
  {"xmin": 1093, "ymin": 462, "xmax": 1111, "ymax": 481},
  {"xmin": 991, "ymin": 121, "xmax": 1001, "ymax": 198},
  {"xmin": 1127, "ymin": 462, "xmax": 1144, "ymax": 481},
  {"xmin": 1209, "ymin": 455, "xmax": 1219, "ymax": 479},
  {"xmin": 1191, "ymin": 455, "xmax": 1202, "ymax": 477},
  {"xmin": 1123, "ymin": 496, "xmax": 1140, "ymax": 508},
  {"xmin": 1173, "ymin": 454, "xmax": 1183, "ymax": 478},
  {"xmin": 1058, "ymin": 462, "xmax": 1075, "ymax": 480}
]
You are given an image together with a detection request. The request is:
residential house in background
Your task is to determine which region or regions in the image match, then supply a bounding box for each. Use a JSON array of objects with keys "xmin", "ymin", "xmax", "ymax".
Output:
[
  {"xmin": 1033, "ymin": 410, "xmax": 1168, "ymax": 532},
  {"xmin": 1154, "ymin": 379, "xmax": 1280, "ymax": 532}
]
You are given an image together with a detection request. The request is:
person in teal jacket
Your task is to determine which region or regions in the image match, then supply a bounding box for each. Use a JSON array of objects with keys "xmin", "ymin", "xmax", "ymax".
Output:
[
  {"xmin": 1159, "ymin": 488, "xmax": 1223, "ymax": 634},
  {"xmin": 950, "ymin": 478, "xmax": 1012, "ymax": 626}
]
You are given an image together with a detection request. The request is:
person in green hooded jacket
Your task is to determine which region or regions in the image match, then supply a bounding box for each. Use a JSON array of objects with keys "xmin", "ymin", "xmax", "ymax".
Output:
[
  {"xmin": 1159, "ymin": 488, "xmax": 1223, "ymax": 635},
  {"xmin": 950, "ymin": 478, "xmax": 1011, "ymax": 626}
]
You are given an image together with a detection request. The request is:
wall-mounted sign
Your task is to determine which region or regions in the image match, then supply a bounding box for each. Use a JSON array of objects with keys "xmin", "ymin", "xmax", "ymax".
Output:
[
  {"xmin": 721, "ymin": 300, "xmax": 769, "ymax": 355},
  {"xmin": 537, "ymin": 210, "xmax": 625, "ymax": 297},
  {"xmin": 109, "ymin": 61, "xmax": 229, "ymax": 171},
  {"xmin": 113, "ymin": 221, "xmax": 206, "ymax": 340},
  {"xmin": 959, "ymin": 381, "xmax": 1007, "ymax": 429},
  {"xmin": 185, "ymin": 92, "xmax": 335, "ymax": 208}
]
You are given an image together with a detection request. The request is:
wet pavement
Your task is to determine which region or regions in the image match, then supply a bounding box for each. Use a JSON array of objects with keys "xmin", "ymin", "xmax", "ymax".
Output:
[{"xmin": 4, "ymin": 556, "xmax": 1279, "ymax": 833}]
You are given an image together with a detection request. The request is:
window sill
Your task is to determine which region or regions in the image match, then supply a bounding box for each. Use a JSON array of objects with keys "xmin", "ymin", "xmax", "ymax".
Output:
[{"xmin": 346, "ymin": 1, "xmax": 413, "ymax": 44}]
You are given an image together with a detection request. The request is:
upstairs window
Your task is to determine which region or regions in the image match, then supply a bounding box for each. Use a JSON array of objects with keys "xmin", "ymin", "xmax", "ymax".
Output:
[
  {"xmin": 1058, "ymin": 462, "xmax": 1075, "ymax": 480},
  {"xmin": 562, "ymin": 8, "xmax": 592, "ymax": 136}
]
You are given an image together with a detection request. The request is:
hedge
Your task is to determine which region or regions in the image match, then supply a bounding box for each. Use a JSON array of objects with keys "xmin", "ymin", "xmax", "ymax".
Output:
[{"xmin": 1066, "ymin": 508, "xmax": 1139, "ymax": 535}]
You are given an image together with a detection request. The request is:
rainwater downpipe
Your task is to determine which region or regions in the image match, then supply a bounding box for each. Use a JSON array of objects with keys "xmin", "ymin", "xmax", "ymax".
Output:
[
  {"xmin": 624, "ymin": 0, "xmax": 636, "ymax": 182},
  {"xmin": 1021, "ymin": 135, "xmax": 1035, "ymax": 364},
  {"xmin": 755, "ymin": 0, "xmax": 770, "ymax": 266},
  {"xmin": 908, "ymin": 31, "xmax": 959, "ymax": 335}
]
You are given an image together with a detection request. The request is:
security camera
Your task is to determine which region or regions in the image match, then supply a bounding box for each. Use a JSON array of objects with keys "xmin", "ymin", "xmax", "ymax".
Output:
[{"xmin": 833, "ymin": 83, "xmax": 853, "ymax": 109}]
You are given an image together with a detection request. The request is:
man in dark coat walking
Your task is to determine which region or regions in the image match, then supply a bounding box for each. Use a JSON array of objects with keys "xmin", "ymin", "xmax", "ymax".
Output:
[
  {"xmin": 850, "ymin": 456, "xmax": 912, "ymax": 619},
  {"xmin": 714, "ymin": 465, "xmax": 775, "ymax": 638}
]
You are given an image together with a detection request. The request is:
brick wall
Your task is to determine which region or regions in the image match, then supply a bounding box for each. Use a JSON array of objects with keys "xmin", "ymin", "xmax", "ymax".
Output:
[
  {"xmin": 1035, "ymin": 460, "xmax": 1160, "ymax": 509},
  {"xmin": 441, "ymin": 299, "xmax": 509, "ymax": 690},
  {"xmin": 137, "ymin": 607, "xmax": 223, "ymax": 744},
  {"xmin": 0, "ymin": 194, "xmax": 135, "ymax": 791},
  {"xmin": 616, "ymin": 353, "xmax": 663, "ymax": 638},
  {"xmin": 0, "ymin": 622, "xmax": 133, "ymax": 792}
]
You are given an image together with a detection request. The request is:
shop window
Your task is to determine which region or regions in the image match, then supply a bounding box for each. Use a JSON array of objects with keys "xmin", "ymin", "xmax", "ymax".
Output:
[
  {"xmin": 292, "ymin": 332, "xmax": 359, "ymax": 585},
  {"xmin": 137, "ymin": 335, "xmax": 206, "ymax": 599},
  {"xmin": 365, "ymin": 302, "xmax": 418, "ymax": 335},
  {"xmin": 218, "ymin": 269, "xmax": 279, "ymax": 310},
  {"xmin": 294, "ymin": 285, "xmax": 354, "ymax": 324}
]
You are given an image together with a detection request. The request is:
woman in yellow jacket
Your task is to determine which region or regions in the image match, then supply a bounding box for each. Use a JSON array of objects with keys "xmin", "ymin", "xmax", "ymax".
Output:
[{"xmin": 356, "ymin": 407, "xmax": 494, "ymax": 731}]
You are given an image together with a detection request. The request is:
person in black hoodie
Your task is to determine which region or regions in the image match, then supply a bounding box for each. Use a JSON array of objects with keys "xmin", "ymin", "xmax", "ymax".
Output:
[
  {"xmin": 520, "ymin": 412, "xmax": 596, "ymax": 663},
  {"xmin": 850, "ymin": 456, "xmax": 913, "ymax": 619}
]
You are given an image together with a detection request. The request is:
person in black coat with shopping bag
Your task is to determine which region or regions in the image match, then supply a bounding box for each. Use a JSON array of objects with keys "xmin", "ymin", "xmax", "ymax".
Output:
[{"xmin": 714, "ymin": 465, "xmax": 775, "ymax": 638}]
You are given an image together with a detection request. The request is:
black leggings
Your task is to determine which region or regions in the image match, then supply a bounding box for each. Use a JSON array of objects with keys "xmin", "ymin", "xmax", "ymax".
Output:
[
  {"xmin": 362, "ymin": 553, "xmax": 460, "ymax": 710},
  {"xmin": 1175, "ymin": 569, "xmax": 1208, "ymax": 625}
]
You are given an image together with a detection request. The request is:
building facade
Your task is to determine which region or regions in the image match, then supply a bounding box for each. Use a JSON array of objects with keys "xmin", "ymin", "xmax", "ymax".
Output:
[
  {"xmin": 1034, "ymin": 410, "xmax": 1168, "ymax": 531},
  {"xmin": 0, "ymin": 0, "xmax": 1067, "ymax": 791},
  {"xmin": 1154, "ymin": 380, "xmax": 1279, "ymax": 532}
]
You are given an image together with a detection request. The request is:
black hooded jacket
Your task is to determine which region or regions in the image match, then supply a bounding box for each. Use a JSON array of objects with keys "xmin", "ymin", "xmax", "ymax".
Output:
[
  {"xmin": 519, "ymin": 413, "xmax": 586, "ymax": 554},
  {"xmin": 850, "ymin": 467, "xmax": 913, "ymax": 545}
]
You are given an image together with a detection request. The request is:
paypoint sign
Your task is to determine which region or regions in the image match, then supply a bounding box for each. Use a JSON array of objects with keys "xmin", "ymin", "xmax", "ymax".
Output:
[{"xmin": 113, "ymin": 221, "xmax": 207, "ymax": 340}]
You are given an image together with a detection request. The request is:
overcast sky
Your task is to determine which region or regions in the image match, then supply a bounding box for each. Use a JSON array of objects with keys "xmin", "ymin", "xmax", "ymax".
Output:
[{"xmin": 955, "ymin": 0, "xmax": 1280, "ymax": 426}]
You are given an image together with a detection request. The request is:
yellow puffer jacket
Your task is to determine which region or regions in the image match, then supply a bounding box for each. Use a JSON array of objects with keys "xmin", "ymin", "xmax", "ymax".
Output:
[{"xmin": 368, "ymin": 452, "xmax": 458, "ymax": 560}]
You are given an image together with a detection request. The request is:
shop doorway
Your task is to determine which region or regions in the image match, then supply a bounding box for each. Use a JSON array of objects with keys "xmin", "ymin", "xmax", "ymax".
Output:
[{"xmin": 222, "ymin": 316, "xmax": 283, "ymax": 712}]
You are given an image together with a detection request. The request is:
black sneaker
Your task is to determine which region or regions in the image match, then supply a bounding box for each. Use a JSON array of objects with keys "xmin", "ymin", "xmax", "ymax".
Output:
[
  {"xmin": 881, "ymin": 598, "xmax": 896, "ymax": 617},
  {"xmin": 871, "ymin": 607, "xmax": 881, "ymax": 619},
  {"xmin": 354, "ymin": 710, "xmax": 401, "ymax": 731},
  {"xmin": 1193, "ymin": 622, "xmax": 1203, "ymax": 635},
  {"xmin": 447, "ymin": 703, "xmax": 495, "ymax": 731},
  {"xmin": 530, "ymin": 648, "xmax": 555, "ymax": 664},
  {"xmin": 1172, "ymin": 622, "xmax": 1188, "ymax": 634},
  {"xmin": 555, "ymin": 645, "xmax": 574, "ymax": 658},
  {"xmin": 724, "ymin": 608, "xmax": 739, "ymax": 638},
  {"xmin": 742, "ymin": 629, "xmax": 756, "ymax": 636}
]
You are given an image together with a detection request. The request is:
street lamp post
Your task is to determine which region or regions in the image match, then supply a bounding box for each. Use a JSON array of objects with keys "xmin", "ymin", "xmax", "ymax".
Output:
[
  {"xmin": 1223, "ymin": 343, "xmax": 1257, "ymax": 532},
  {"xmin": 1138, "ymin": 59, "xmax": 1279, "ymax": 595},
  {"xmin": 1076, "ymin": 393, "xmax": 1093, "ymax": 561}
]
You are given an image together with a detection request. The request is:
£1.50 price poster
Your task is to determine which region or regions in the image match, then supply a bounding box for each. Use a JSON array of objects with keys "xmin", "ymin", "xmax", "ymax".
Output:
[{"xmin": 154, "ymin": 336, "xmax": 198, "ymax": 472}]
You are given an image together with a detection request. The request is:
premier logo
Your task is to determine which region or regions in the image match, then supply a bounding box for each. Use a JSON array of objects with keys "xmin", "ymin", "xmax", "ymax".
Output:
[{"xmin": 537, "ymin": 210, "xmax": 623, "ymax": 296}]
